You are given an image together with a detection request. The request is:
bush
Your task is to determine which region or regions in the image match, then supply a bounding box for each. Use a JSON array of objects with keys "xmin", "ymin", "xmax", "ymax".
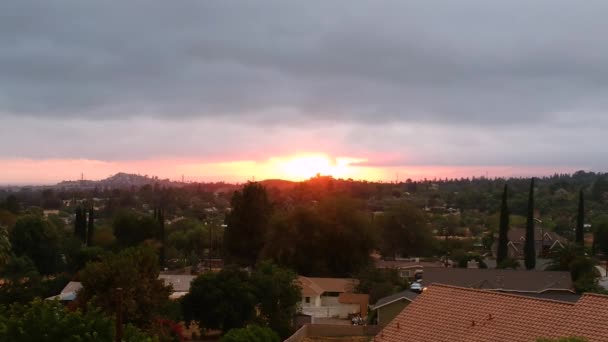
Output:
[
  {"xmin": 497, "ymin": 258, "xmax": 520, "ymax": 269},
  {"xmin": 220, "ymin": 325, "xmax": 280, "ymax": 342}
]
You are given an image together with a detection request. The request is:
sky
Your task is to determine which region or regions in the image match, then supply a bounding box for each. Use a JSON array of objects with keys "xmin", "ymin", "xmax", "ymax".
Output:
[{"xmin": 1, "ymin": 1, "xmax": 607, "ymax": 184}]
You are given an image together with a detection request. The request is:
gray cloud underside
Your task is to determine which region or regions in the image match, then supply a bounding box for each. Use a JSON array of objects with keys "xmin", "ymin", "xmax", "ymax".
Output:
[{"xmin": 0, "ymin": 1, "xmax": 607, "ymax": 167}]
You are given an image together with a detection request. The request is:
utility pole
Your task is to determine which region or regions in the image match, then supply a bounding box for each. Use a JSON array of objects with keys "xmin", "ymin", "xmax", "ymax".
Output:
[{"xmin": 115, "ymin": 288, "xmax": 123, "ymax": 342}]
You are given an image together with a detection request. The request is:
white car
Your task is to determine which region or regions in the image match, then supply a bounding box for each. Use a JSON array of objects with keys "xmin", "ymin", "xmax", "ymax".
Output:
[{"xmin": 410, "ymin": 281, "xmax": 423, "ymax": 293}]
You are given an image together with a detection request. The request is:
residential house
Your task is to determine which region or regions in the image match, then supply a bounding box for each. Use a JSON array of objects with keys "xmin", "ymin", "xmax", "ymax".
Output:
[
  {"xmin": 375, "ymin": 284, "xmax": 608, "ymax": 342},
  {"xmin": 158, "ymin": 274, "xmax": 196, "ymax": 299},
  {"xmin": 297, "ymin": 276, "xmax": 368, "ymax": 319},
  {"xmin": 492, "ymin": 227, "xmax": 567, "ymax": 258},
  {"xmin": 370, "ymin": 290, "xmax": 419, "ymax": 326},
  {"xmin": 374, "ymin": 258, "xmax": 448, "ymax": 280},
  {"xmin": 48, "ymin": 274, "xmax": 196, "ymax": 301},
  {"xmin": 420, "ymin": 268, "xmax": 577, "ymax": 300}
]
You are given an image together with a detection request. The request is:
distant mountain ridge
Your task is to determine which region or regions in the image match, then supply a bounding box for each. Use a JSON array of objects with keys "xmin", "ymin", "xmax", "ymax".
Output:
[
  {"xmin": 53, "ymin": 173, "xmax": 298, "ymax": 190},
  {"xmin": 55, "ymin": 172, "xmax": 180, "ymax": 190}
]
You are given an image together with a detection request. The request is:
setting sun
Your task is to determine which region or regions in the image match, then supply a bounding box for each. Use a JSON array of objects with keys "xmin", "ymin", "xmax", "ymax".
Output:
[{"xmin": 274, "ymin": 155, "xmax": 364, "ymax": 180}]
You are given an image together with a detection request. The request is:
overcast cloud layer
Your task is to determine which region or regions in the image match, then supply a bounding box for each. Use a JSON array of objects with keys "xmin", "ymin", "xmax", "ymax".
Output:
[{"xmin": 1, "ymin": 0, "xmax": 607, "ymax": 176}]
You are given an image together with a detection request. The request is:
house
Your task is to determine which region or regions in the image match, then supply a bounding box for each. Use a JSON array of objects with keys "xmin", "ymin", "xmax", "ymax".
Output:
[
  {"xmin": 492, "ymin": 227, "xmax": 567, "ymax": 258},
  {"xmin": 375, "ymin": 284, "xmax": 608, "ymax": 342},
  {"xmin": 420, "ymin": 268, "xmax": 576, "ymax": 299},
  {"xmin": 46, "ymin": 281, "xmax": 82, "ymax": 301},
  {"xmin": 158, "ymin": 274, "xmax": 196, "ymax": 299},
  {"xmin": 297, "ymin": 276, "xmax": 367, "ymax": 319},
  {"xmin": 374, "ymin": 258, "xmax": 447, "ymax": 280},
  {"xmin": 48, "ymin": 275, "xmax": 196, "ymax": 301},
  {"xmin": 370, "ymin": 290, "xmax": 419, "ymax": 326}
]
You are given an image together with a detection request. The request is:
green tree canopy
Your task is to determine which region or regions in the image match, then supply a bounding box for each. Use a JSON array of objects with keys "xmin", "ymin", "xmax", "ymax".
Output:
[
  {"xmin": 77, "ymin": 246, "xmax": 171, "ymax": 327},
  {"xmin": 262, "ymin": 197, "xmax": 373, "ymax": 276},
  {"xmin": 250, "ymin": 261, "xmax": 301, "ymax": 338},
  {"xmin": 113, "ymin": 211, "xmax": 161, "ymax": 247},
  {"xmin": 378, "ymin": 201, "xmax": 433, "ymax": 259},
  {"xmin": 0, "ymin": 299, "xmax": 153, "ymax": 342},
  {"xmin": 496, "ymin": 184, "xmax": 510, "ymax": 266},
  {"xmin": 224, "ymin": 183, "xmax": 273, "ymax": 267},
  {"xmin": 220, "ymin": 324, "xmax": 280, "ymax": 342},
  {"xmin": 182, "ymin": 267, "xmax": 256, "ymax": 332},
  {"xmin": 9, "ymin": 215, "xmax": 61, "ymax": 275}
]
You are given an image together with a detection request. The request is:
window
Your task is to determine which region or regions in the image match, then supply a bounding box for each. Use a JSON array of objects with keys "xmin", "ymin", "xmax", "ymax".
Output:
[{"xmin": 305, "ymin": 297, "xmax": 310, "ymax": 303}]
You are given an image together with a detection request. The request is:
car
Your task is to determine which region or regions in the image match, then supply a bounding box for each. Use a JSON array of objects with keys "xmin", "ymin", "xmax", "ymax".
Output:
[{"xmin": 410, "ymin": 281, "xmax": 423, "ymax": 293}]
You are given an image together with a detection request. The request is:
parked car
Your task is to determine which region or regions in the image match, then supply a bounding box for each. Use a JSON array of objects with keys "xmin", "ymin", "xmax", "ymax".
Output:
[{"xmin": 410, "ymin": 281, "xmax": 423, "ymax": 293}]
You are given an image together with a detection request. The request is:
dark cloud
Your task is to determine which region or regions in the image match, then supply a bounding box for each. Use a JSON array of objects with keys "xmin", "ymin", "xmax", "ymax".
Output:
[{"xmin": 0, "ymin": 1, "xmax": 606, "ymax": 169}]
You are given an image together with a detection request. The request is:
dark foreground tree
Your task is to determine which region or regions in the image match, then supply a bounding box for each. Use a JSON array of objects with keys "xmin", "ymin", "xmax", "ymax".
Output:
[
  {"xmin": 220, "ymin": 325, "xmax": 280, "ymax": 342},
  {"xmin": 250, "ymin": 261, "xmax": 301, "ymax": 338},
  {"xmin": 77, "ymin": 247, "xmax": 171, "ymax": 327},
  {"xmin": 182, "ymin": 267, "xmax": 256, "ymax": 332},
  {"xmin": 496, "ymin": 184, "xmax": 510, "ymax": 266},
  {"xmin": 74, "ymin": 207, "xmax": 87, "ymax": 243},
  {"xmin": 262, "ymin": 197, "xmax": 373, "ymax": 276},
  {"xmin": 576, "ymin": 190, "xmax": 585, "ymax": 247},
  {"xmin": 0, "ymin": 299, "xmax": 152, "ymax": 342},
  {"xmin": 113, "ymin": 211, "xmax": 161, "ymax": 247},
  {"xmin": 378, "ymin": 202, "xmax": 433, "ymax": 259},
  {"xmin": 86, "ymin": 206, "xmax": 94, "ymax": 246},
  {"xmin": 224, "ymin": 183, "xmax": 273, "ymax": 267},
  {"xmin": 524, "ymin": 178, "xmax": 536, "ymax": 270},
  {"xmin": 9, "ymin": 215, "xmax": 61, "ymax": 275}
]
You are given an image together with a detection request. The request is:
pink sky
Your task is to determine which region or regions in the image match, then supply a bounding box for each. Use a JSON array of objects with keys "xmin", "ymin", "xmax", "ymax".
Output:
[{"xmin": 0, "ymin": 157, "xmax": 583, "ymax": 185}]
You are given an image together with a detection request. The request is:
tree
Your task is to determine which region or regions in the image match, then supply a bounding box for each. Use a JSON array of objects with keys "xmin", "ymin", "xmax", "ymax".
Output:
[
  {"xmin": 74, "ymin": 207, "xmax": 87, "ymax": 244},
  {"xmin": 182, "ymin": 267, "xmax": 256, "ymax": 332},
  {"xmin": 0, "ymin": 299, "xmax": 153, "ymax": 342},
  {"xmin": 224, "ymin": 183, "xmax": 273, "ymax": 267},
  {"xmin": 496, "ymin": 184, "xmax": 510, "ymax": 266},
  {"xmin": 113, "ymin": 211, "xmax": 161, "ymax": 247},
  {"xmin": 355, "ymin": 266, "xmax": 408, "ymax": 304},
  {"xmin": 77, "ymin": 246, "xmax": 172, "ymax": 327},
  {"xmin": 9, "ymin": 215, "xmax": 61, "ymax": 275},
  {"xmin": 591, "ymin": 175, "xmax": 608, "ymax": 202},
  {"xmin": 0, "ymin": 227, "xmax": 10, "ymax": 269},
  {"xmin": 524, "ymin": 178, "xmax": 536, "ymax": 270},
  {"xmin": 2, "ymin": 195, "xmax": 19, "ymax": 214},
  {"xmin": 593, "ymin": 216, "xmax": 608, "ymax": 276},
  {"xmin": 0, "ymin": 256, "xmax": 43, "ymax": 304},
  {"xmin": 87, "ymin": 206, "xmax": 95, "ymax": 247},
  {"xmin": 262, "ymin": 197, "xmax": 374, "ymax": 276},
  {"xmin": 576, "ymin": 190, "xmax": 584, "ymax": 247},
  {"xmin": 378, "ymin": 202, "xmax": 432, "ymax": 259},
  {"xmin": 250, "ymin": 261, "xmax": 301, "ymax": 338},
  {"xmin": 156, "ymin": 207, "xmax": 166, "ymax": 267},
  {"xmin": 220, "ymin": 325, "xmax": 280, "ymax": 342}
]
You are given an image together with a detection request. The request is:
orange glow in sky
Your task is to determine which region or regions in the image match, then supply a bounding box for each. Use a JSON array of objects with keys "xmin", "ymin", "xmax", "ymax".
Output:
[{"xmin": 0, "ymin": 156, "xmax": 581, "ymax": 185}]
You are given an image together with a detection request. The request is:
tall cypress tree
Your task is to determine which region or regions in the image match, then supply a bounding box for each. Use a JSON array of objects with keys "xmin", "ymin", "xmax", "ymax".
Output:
[
  {"xmin": 87, "ymin": 206, "xmax": 95, "ymax": 246},
  {"xmin": 524, "ymin": 178, "xmax": 536, "ymax": 270},
  {"xmin": 158, "ymin": 207, "xmax": 166, "ymax": 267},
  {"xmin": 576, "ymin": 189, "xmax": 585, "ymax": 247},
  {"xmin": 496, "ymin": 184, "xmax": 510, "ymax": 266},
  {"xmin": 74, "ymin": 207, "xmax": 81, "ymax": 237},
  {"xmin": 74, "ymin": 206, "xmax": 87, "ymax": 243}
]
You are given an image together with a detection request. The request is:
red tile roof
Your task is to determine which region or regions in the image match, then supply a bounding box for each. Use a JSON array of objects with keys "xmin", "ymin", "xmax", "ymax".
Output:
[
  {"xmin": 375, "ymin": 284, "xmax": 608, "ymax": 342},
  {"xmin": 297, "ymin": 276, "xmax": 358, "ymax": 297}
]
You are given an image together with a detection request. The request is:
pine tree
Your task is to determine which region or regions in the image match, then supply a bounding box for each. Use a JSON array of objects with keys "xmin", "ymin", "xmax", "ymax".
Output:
[
  {"xmin": 576, "ymin": 189, "xmax": 585, "ymax": 247},
  {"xmin": 524, "ymin": 178, "xmax": 536, "ymax": 270},
  {"xmin": 496, "ymin": 184, "xmax": 510, "ymax": 266},
  {"xmin": 87, "ymin": 206, "xmax": 95, "ymax": 246}
]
